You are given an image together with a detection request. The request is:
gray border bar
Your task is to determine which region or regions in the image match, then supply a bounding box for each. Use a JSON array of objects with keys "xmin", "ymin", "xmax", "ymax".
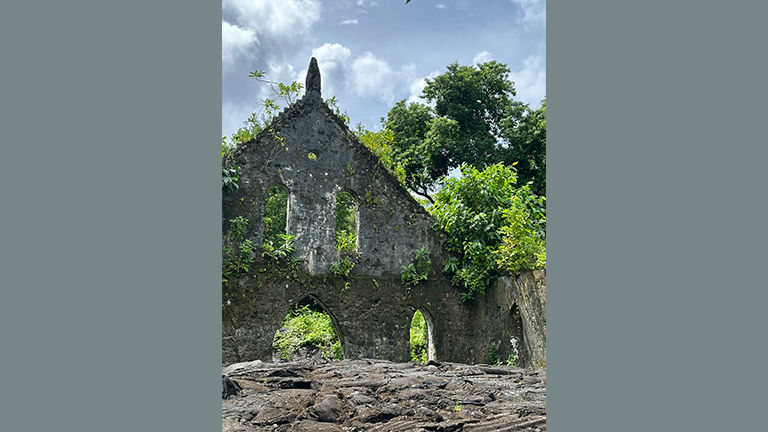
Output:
[
  {"xmin": 549, "ymin": 1, "xmax": 768, "ymax": 430},
  {"xmin": 0, "ymin": 2, "xmax": 221, "ymax": 431}
]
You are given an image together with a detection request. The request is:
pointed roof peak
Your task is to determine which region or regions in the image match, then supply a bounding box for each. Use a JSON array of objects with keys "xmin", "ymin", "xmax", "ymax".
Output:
[{"xmin": 305, "ymin": 57, "xmax": 321, "ymax": 99}]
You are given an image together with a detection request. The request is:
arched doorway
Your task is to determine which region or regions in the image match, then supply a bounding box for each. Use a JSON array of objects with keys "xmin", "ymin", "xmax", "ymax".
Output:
[
  {"xmin": 272, "ymin": 296, "xmax": 344, "ymax": 362},
  {"xmin": 409, "ymin": 309, "xmax": 435, "ymax": 363}
]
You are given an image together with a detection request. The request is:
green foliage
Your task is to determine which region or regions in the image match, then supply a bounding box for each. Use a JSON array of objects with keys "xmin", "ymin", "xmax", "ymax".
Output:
[
  {"xmin": 500, "ymin": 101, "xmax": 546, "ymax": 195},
  {"xmin": 506, "ymin": 353, "xmax": 518, "ymax": 367},
  {"xmin": 429, "ymin": 164, "xmax": 545, "ymax": 300},
  {"xmin": 257, "ymin": 185, "xmax": 295, "ymax": 263},
  {"xmin": 327, "ymin": 96, "xmax": 350, "ymax": 126},
  {"xmin": 261, "ymin": 234, "xmax": 295, "ymax": 262},
  {"xmin": 409, "ymin": 310, "xmax": 428, "ymax": 363},
  {"xmin": 223, "ymin": 69, "xmax": 305, "ymax": 153},
  {"xmin": 249, "ymin": 69, "xmax": 303, "ymax": 106},
  {"xmin": 222, "ymin": 216, "xmax": 255, "ymax": 286},
  {"xmin": 383, "ymin": 101, "xmax": 449, "ymax": 202},
  {"xmin": 330, "ymin": 257, "xmax": 355, "ymax": 279},
  {"xmin": 272, "ymin": 305, "xmax": 343, "ymax": 361},
  {"xmin": 356, "ymin": 126, "xmax": 407, "ymax": 186},
  {"xmin": 263, "ymin": 186, "xmax": 287, "ymax": 243},
  {"xmin": 228, "ymin": 112, "xmax": 266, "ymax": 147},
  {"xmin": 335, "ymin": 190, "xmax": 358, "ymax": 254},
  {"xmin": 331, "ymin": 191, "xmax": 357, "ymax": 279},
  {"xmin": 496, "ymin": 206, "xmax": 546, "ymax": 273},
  {"xmin": 221, "ymin": 139, "xmax": 240, "ymax": 191},
  {"xmin": 379, "ymin": 61, "xmax": 546, "ymax": 199},
  {"xmin": 401, "ymin": 247, "xmax": 431, "ymax": 287},
  {"xmin": 336, "ymin": 231, "xmax": 357, "ymax": 255},
  {"xmin": 488, "ymin": 341, "xmax": 499, "ymax": 365}
]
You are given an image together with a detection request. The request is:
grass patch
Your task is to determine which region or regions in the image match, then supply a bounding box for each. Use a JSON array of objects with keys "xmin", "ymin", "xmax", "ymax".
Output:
[{"xmin": 272, "ymin": 304, "xmax": 343, "ymax": 361}]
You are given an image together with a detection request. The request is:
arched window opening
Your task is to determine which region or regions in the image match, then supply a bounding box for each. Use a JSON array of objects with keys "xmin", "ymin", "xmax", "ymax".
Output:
[
  {"xmin": 335, "ymin": 190, "xmax": 358, "ymax": 254},
  {"xmin": 263, "ymin": 185, "xmax": 289, "ymax": 252},
  {"xmin": 409, "ymin": 309, "xmax": 435, "ymax": 363},
  {"xmin": 272, "ymin": 297, "xmax": 344, "ymax": 362}
]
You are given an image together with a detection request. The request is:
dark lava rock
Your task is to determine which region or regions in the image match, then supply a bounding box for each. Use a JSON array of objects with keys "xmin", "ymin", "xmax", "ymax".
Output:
[{"xmin": 222, "ymin": 359, "xmax": 546, "ymax": 431}]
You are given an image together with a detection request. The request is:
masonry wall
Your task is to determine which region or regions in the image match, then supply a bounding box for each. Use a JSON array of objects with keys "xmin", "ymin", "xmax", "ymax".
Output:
[
  {"xmin": 222, "ymin": 90, "xmax": 546, "ymax": 368},
  {"xmin": 225, "ymin": 95, "xmax": 444, "ymax": 278}
]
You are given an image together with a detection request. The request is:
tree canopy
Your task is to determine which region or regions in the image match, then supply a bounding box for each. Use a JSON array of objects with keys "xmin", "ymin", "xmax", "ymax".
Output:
[{"xmin": 373, "ymin": 61, "xmax": 546, "ymax": 201}]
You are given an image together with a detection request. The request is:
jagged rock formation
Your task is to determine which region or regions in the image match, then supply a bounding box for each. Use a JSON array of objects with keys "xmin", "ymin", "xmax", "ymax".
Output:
[{"xmin": 222, "ymin": 359, "xmax": 546, "ymax": 431}]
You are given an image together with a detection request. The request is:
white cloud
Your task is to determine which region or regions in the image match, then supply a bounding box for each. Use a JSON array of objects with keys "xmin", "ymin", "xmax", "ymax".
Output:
[
  {"xmin": 406, "ymin": 70, "xmax": 441, "ymax": 105},
  {"xmin": 223, "ymin": 0, "xmax": 321, "ymax": 43},
  {"xmin": 349, "ymin": 52, "xmax": 416, "ymax": 104},
  {"xmin": 312, "ymin": 43, "xmax": 352, "ymax": 71},
  {"xmin": 357, "ymin": 0, "xmax": 379, "ymax": 7},
  {"xmin": 472, "ymin": 50, "xmax": 494, "ymax": 65},
  {"xmin": 509, "ymin": 0, "xmax": 546, "ymax": 29},
  {"xmin": 436, "ymin": 4, "xmax": 447, "ymax": 9},
  {"xmin": 509, "ymin": 53, "xmax": 546, "ymax": 107},
  {"xmin": 350, "ymin": 52, "xmax": 395, "ymax": 102},
  {"xmin": 340, "ymin": 19, "xmax": 359, "ymax": 25},
  {"xmin": 222, "ymin": 20, "xmax": 258, "ymax": 73}
]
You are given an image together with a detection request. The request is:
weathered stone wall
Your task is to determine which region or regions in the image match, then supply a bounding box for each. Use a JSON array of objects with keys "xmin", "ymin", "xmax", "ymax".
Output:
[
  {"xmin": 475, "ymin": 272, "xmax": 547, "ymax": 368},
  {"xmin": 225, "ymin": 95, "xmax": 443, "ymax": 278},
  {"xmin": 222, "ymin": 58, "xmax": 546, "ymax": 368},
  {"xmin": 222, "ymin": 266, "xmax": 546, "ymax": 367}
]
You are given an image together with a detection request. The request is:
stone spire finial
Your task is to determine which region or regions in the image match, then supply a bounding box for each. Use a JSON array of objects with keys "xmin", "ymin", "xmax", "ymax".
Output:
[{"xmin": 305, "ymin": 57, "xmax": 321, "ymax": 98}]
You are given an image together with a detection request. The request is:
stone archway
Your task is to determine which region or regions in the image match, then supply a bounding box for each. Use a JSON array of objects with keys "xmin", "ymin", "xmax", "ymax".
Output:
[
  {"xmin": 409, "ymin": 307, "xmax": 436, "ymax": 362},
  {"xmin": 272, "ymin": 295, "xmax": 345, "ymax": 361}
]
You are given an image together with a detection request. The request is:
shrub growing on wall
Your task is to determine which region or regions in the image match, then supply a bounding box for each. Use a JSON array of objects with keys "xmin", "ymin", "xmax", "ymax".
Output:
[{"xmin": 429, "ymin": 163, "xmax": 545, "ymax": 300}]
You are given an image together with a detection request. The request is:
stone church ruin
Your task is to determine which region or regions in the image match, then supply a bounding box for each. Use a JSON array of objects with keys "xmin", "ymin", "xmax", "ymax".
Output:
[{"xmin": 222, "ymin": 58, "xmax": 546, "ymax": 368}]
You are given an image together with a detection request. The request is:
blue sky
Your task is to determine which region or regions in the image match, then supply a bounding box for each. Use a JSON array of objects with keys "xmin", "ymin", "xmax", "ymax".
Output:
[{"xmin": 222, "ymin": 0, "xmax": 545, "ymax": 138}]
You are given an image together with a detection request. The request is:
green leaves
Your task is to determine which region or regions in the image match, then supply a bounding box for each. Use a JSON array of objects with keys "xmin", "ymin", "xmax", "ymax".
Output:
[
  {"xmin": 409, "ymin": 310, "xmax": 427, "ymax": 362},
  {"xmin": 221, "ymin": 141, "xmax": 240, "ymax": 191},
  {"xmin": 273, "ymin": 305, "xmax": 343, "ymax": 361},
  {"xmin": 401, "ymin": 247, "xmax": 431, "ymax": 287},
  {"xmin": 261, "ymin": 234, "xmax": 296, "ymax": 262},
  {"xmin": 263, "ymin": 186, "xmax": 288, "ymax": 243},
  {"xmin": 429, "ymin": 164, "xmax": 545, "ymax": 300},
  {"xmin": 330, "ymin": 257, "xmax": 355, "ymax": 279},
  {"xmin": 222, "ymin": 216, "xmax": 256, "ymax": 285},
  {"xmin": 378, "ymin": 60, "xmax": 546, "ymax": 199}
]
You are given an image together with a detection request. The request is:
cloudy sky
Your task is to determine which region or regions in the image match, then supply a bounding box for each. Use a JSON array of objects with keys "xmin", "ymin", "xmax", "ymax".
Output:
[{"xmin": 222, "ymin": 0, "xmax": 545, "ymax": 138}]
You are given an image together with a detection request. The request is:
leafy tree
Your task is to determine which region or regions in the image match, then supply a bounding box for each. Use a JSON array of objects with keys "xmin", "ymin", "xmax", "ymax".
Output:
[
  {"xmin": 423, "ymin": 61, "xmax": 518, "ymax": 164},
  {"xmin": 381, "ymin": 61, "xmax": 546, "ymax": 200},
  {"xmin": 500, "ymin": 100, "xmax": 546, "ymax": 195},
  {"xmin": 429, "ymin": 163, "xmax": 545, "ymax": 300},
  {"xmin": 382, "ymin": 101, "xmax": 457, "ymax": 203}
]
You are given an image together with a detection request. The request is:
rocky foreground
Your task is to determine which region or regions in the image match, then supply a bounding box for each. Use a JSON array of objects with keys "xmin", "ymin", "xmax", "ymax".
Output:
[{"xmin": 222, "ymin": 359, "xmax": 546, "ymax": 431}]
